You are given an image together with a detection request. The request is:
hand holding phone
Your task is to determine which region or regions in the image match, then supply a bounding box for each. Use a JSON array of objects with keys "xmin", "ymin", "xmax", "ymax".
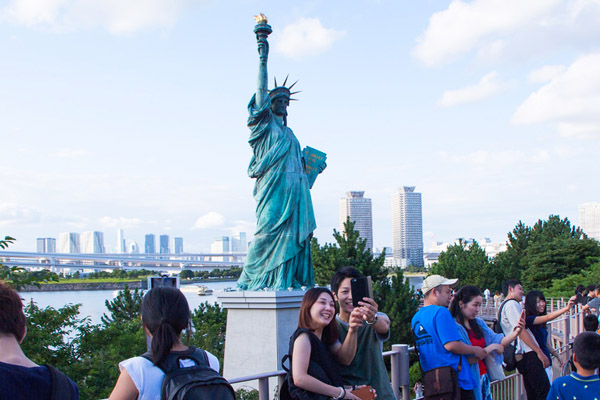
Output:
[{"xmin": 350, "ymin": 276, "xmax": 373, "ymax": 307}]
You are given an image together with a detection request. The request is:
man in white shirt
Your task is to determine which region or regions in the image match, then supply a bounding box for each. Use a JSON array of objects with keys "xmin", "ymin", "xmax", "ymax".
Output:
[{"xmin": 499, "ymin": 280, "xmax": 550, "ymax": 400}]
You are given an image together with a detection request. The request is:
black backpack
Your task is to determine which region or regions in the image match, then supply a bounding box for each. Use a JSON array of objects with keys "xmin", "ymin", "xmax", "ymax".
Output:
[
  {"xmin": 45, "ymin": 364, "xmax": 78, "ymax": 400},
  {"xmin": 492, "ymin": 299, "xmax": 518, "ymax": 371},
  {"xmin": 142, "ymin": 347, "xmax": 235, "ymax": 400}
]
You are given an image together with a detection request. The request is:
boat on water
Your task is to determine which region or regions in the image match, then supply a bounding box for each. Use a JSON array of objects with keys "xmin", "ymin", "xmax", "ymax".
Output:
[{"xmin": 198, "ymin": 285, "xmax": 213, "ymax": 296}]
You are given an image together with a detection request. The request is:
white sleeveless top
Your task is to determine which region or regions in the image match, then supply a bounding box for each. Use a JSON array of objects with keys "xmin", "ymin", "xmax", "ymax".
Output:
[{"xmin": 119, "ymin": 350, "xmax": 220, "ymax": 400}]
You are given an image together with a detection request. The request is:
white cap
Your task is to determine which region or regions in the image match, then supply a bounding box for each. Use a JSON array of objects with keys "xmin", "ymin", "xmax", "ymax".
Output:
[{"xmin": 422, "ymin": 275, "xmax": 458, "ymax": 295}]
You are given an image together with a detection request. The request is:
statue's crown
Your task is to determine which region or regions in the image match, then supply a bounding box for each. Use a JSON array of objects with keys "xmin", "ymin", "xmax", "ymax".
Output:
[{"xmin": 269, "ymin": 75, "xmax": 300, "ymax": 101}]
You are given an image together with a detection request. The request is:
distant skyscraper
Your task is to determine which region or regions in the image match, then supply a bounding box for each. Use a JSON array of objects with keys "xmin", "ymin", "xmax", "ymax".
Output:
[
  {"xmin": 339, "ymin": 191, "xmax": 373, "ymax": 250},
  {"xmin": 81, "ymin": 231, "xmax": 105, "ymax": 253},
  {"xmin": 116, "ymin": 229, "xmax": 126, "ymax": 253},
  {"xmin": 36, "ymin": 238, "xmax": 56, "ymax": 253},
  {"xmin": 173, "ymin": 237, "xmax": 184, "ymax": 254},
  {"xmin": 392, "ymin": 186, "xmax": 424, "ymax": 268},
  {"xmin": 58, "ymin": 232, "xmax": 80, "ymax": 253},
  {"xmin": 159, "ymin": 235, "xmax": 170, "ymax": 254},
  {"xmin": 231, "ymin": 232, "xmax": 248, "ymax": 253},
  {"xmin": 145, "ymin": 234, "xmax": 156, "ymax": 254},
  {"xmin": 128, "ymin": 241, "xmax": 140, "ymax": 254},
  {"xmin": 211, "ymin": 236, "xmax": 230, "ymax": 261},
  {"xmin": 579, "ymin": 202, "xmax": 600, "ymax": 241}
]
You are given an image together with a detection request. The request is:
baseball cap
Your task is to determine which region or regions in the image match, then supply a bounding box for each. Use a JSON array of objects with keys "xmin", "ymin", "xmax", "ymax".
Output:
[{"xmin": 421, "ymin": 275, "xmax": 458, "ymax": 295}]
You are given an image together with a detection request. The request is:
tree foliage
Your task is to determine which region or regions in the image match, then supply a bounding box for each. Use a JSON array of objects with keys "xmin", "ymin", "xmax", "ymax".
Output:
[
  {"xmin": 101, "ymin": 284, "xmax": 144, "ymax": 325},
  {"xmin": 428, "ymin": 239, "xmax": 491, "ymax": 288},
  {"xmin": 187, "ymin": 301, "xmax": 228, "ymax": 366}
]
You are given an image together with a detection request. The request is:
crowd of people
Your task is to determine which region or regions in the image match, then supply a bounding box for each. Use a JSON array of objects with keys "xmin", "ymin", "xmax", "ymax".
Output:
[{"xmin": 1, "ymin": 274, "xmax": 600, "ymax": 400}]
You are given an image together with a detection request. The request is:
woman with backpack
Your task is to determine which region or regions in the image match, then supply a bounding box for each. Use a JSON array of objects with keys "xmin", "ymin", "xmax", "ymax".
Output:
[
  {"xmin": 109, "ymin": 287, "xmax": 222, "ymax": 400},
  {"xmin": 524, "ymin": 290, "xmax": 576, "ymax": 382},
  {"xmin": 450, "ymin": 286, "xmax": 523, "ymax": 400},
  {"xmin": 283, "ymin": 287, "xmax": 369, "ymax": 400}
]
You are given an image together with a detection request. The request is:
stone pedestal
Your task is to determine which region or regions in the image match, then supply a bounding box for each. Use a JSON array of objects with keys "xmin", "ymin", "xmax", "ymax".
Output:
[{"xmin": 217, "ymin": 290, "xmax": 305, "ymax": 397}]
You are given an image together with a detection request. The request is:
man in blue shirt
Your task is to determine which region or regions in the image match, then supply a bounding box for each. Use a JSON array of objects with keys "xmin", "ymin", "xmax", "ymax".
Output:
[
  {"xmin": 546, "ymin": 332, "xmax": 600, "ymax": 400},
  {"xmin": 412, "ymin": 275, "xmax": 486, "ymax": 400}
]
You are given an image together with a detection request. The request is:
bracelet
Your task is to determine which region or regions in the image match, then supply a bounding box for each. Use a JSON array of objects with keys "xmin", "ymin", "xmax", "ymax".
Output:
[
  {"xmin": 333, "ymin": 386, "xmax": 345, "ymax": 399},
  {"xmin": 365, "ymin": 315, "xmax": 378, "ymax": 325}
]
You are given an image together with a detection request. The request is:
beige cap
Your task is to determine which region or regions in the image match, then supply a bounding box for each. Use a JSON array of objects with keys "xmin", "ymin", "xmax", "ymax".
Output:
[{"xmin": 422, "ymin": 275, "xmax": 458, "ymax": 295}]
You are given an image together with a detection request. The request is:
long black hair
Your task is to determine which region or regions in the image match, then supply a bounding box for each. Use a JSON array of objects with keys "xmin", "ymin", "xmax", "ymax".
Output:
[
  {"xmin": 298, "ymin": 287, "xmax": 339, "ymax": 346},
  {"xmin": 525, "ymin": 290, "xmax": 547, "ymax": 328},
  {"xmin": 450, "ymin": 285, "xmax": 484, "ymax": 339},
  {"xmin": 141, "ymin": 287, "xmax": 191, "ymax": 366}
]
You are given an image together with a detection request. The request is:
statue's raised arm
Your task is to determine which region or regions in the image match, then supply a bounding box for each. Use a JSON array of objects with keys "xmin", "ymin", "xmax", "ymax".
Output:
[{"xmin": 254, "ymin": 14, "xmax": 271, "ymax": 109}]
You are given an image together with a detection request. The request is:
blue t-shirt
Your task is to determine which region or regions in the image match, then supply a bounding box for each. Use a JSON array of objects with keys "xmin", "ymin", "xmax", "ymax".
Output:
[
  {"xmin": 546, "ymin": 372, "xmax": 600, "ymax": 400},
  {"xmin": 525, "ymin": 316, "xmax": 551, "ymax": 362},
  {"xmin": 0, "ymin": 360, "xmax": 78, "ymax": 400},
  {"xmin": 412, "ymin": 305, "xmax": 461, "ymax": 372}
]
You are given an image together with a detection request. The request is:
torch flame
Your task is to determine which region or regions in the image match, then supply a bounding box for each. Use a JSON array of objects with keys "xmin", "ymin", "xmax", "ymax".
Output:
[{"xmin": 254, "ymin": 14, "xmax": 268, "ymax": 24}]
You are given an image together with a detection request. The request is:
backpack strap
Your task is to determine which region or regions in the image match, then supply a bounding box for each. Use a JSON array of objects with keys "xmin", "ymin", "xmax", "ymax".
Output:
[
  {"xmin": 141, "ymin": 346, "xmax": 210, "ymax": 374},
  {"xmin": 45, "ymin": 364, "xmax": 75, "ymax": 400}
]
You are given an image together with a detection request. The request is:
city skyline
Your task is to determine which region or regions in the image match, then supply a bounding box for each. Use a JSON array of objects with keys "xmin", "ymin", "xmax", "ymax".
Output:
[{"xmin": 2, "ymin": 2, "xmax": 599, "ymax": 253}]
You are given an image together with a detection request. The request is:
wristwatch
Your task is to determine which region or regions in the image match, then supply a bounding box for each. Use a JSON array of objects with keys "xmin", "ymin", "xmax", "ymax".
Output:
[{"xmin": 365, "ymin": 315, "xmax": 378, "ymax": 325}]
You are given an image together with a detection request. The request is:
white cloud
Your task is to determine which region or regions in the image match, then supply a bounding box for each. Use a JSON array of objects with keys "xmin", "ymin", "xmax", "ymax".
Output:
[
  {"xmin": 527, "ymin": 65, "xmax": 567, "ymax": 83},
  {"xmin": 226, "ymin": 220, "xmax": 255, "ymax": 236},
  {"xmin": 192, "ymin": 212, "xmax": 224, "ymax": 230},
  {"xmin": 0, "ymin": 203, "xmax": 41, "ymax": 225},
  {"xmin": 275, "ymin": 17, "xmax": 346, "ymax": 59},
  {"xmin": 1, "ymin": 0, "xmax": 191, "ymax": 34},
  {"xmin": 99, "ymin": 216, "xmax": 143, "ymax": 229},
  {"xmin": 413, "ymin": 0, "xmax": 558, "ymax": 66},
  {"xmin": 53, "ymin": 148, "xmax": 88, "ymax": 158},
  {"xmin": 512, "ymin": 53, "xmax": 600, "ymax": 138},
  {"xmin": 438, "ymin": 71, "xmax": 506, "ymax": 107}
]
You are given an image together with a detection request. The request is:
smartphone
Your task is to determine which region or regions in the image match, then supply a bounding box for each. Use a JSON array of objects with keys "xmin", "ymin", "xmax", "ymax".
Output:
[
  {"xmin": 351, "ymin": 386, "xmax": 376, "ymax": 400},
  {"xmin": 351, "ymin": 276, "xmax": 373, "ymax": 307}
]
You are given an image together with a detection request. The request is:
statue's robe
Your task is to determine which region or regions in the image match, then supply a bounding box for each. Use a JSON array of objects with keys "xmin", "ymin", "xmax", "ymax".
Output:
[{"xmin": 237, "ymin": 95, "xmax": 316, "ymax": 291}]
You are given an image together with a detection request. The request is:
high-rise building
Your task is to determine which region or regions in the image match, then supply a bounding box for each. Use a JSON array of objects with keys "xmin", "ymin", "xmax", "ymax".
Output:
[
  {"xmin": 145, "ymin": 234, "xmax": 156, "ymax": 254},
  {"xmin": 159, "ymin": 235, "xmax": 170, "ymax": 254},
  {"xmin": 116, "ymin": 229, "xmax": 126, "ymax": 253},
  {"xmin": 36, "ymin": 238, "xmax": 56, "ymax": 253},
  {"xmin": 128, "ymin": 241, "xmax": 140, "ymax": 254},
  {"xmin": 173, "ymin": 237, "xmax": 184, "ymax": 254},
  {"xmin": 579, "ymin": 202, "xmax": 600, "ymax": 241},
  {"xmin": 231, "ymin": 232, "xmax": 248, "ymax": 253},
  {"xmin": 81, "ymin": 231, "xmax": 105, "ymax": 253},
  {"xmin": 211, "ymin": 236, "xmax": 230, "ymax": 261},
  {"xmin": 392, "ymin": 186, "xmax": 424, "ymax": 268},
  {"xmin": 339, "ymin": 191, "xmax": 373, "ymax": 250},
  {"xmin": 58, "ymin": 232, "xmax": 80, "ymax": 253}
]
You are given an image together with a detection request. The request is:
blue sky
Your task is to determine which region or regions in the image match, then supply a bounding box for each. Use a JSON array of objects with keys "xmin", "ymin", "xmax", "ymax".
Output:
[{"xmin": 1, "ymin": 0, "xmax": 600, "ymax": 253}]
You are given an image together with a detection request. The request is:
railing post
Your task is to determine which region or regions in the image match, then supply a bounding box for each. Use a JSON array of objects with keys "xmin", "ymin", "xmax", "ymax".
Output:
[
  {"xmin": 391, "ymin": 344, "xmax": 410, "ymax": 400},
  {"xmin": 258, "ymin": 377, "xmax": 269, "ymax": 400}
]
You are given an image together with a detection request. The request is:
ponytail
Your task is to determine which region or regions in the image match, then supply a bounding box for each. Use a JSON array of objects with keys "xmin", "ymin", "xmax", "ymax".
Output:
[{"xmin": 141, "ymin": 287, "xmax": 190, "ymax": 366}]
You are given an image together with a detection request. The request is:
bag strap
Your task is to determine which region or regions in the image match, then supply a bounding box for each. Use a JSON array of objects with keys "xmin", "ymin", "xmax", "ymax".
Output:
[
  {"xmin": 141, "ymin": 346, "xmax": 209, "ymax": 374},
  {"xmin": 45, "ymin": 364, "xmax": 74, "ymax": 400}
]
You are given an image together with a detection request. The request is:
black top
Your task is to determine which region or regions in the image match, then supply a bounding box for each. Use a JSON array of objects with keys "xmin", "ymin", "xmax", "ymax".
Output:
[{"xmin": 0, "ymin": 361, "xmax": 79, "ymax": 400}]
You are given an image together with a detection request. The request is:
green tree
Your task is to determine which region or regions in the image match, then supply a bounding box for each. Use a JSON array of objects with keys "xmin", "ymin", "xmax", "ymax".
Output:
[
  {"xmin": 187, "ymin": 302, "xmax": 228, "ymax": 366},
  {"xmin": 429, "ymin": 239, "xmax": 499, "ymax": 289},
  {"xmin": 101, "ymin": 284, "xmax": 144, "ymax": 325},
  {"xmin": 312, "ymin": 218, "xmax": 387, "ymax": 286},
  {"xmin": 493, "ymin": 215, "xmax": 600, "ymax": 290},
  {"xmin": 546, "ymin": 258, "xmax": 600, "ymax": 298},
  {"xmin": 180, "ymin": 269, "xmax": 194, "ymax": 279}
]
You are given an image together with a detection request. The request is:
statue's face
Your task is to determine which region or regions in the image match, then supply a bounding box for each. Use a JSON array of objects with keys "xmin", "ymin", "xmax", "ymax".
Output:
[{"xmin": 271, "ymin": 97, "xmax": 289, "ymax": 116}]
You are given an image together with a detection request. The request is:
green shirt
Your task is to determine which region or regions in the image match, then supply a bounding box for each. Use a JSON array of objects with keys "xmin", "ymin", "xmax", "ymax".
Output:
[{"xmin": 336, "ymin": 313, "xmax": 396, "ymax": 400}]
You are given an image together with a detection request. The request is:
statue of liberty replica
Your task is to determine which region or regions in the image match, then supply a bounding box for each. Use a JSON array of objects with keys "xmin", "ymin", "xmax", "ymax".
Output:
[{"xmin": 237, "ymin": 14, "xmax": 326, "ymax": 291}]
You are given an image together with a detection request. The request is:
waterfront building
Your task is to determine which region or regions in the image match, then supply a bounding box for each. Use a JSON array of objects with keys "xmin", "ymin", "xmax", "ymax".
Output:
[
  {"xmin": 339, "ymin": 191, "xmax": 373, "ymax": 250},
  {"xmin": 174, "ymin": 237, "xmax": 184, "ymax": 254},
  {"xmin": 116, "ymin": 229, "xmax": 126, "ymax": 253},
  {"xmin": 579, "ymin": 202, "xmax": 600, "ymax": 241},
  {"xmin": 128, "ymin": 241, "xmax": 139, "ymax": 254},
  {"xmin": 81, "ymin": 231, "xmax": 105, "ymax": 253},
  {"xmin": 36, "ymin": 238, "xmax": 56, "ymax": 253},
  {"xmin": 392, "ymin": 186, "xmax": 424, "ymax": 267},
  {"xmin": 231, "ymin": 232, "xmax": 248, "ymax": 253},
  {"xmin": 58, "ymin": 232, "xmax": 80, "ymax": 254},
  {"xmin": 159, "ymin": 235, "xmax": 170, "ymax": 254},
  {"xmin": 211, "ymin": 236, "xmax": 230, "ymax": 261},
  {"xmin": 145, "ymin": 234, "xmax": 156, "ymax": 254}
]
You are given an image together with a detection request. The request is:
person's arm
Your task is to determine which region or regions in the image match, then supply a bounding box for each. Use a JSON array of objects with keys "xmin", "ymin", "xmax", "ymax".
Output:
[
  {"xmin": 330, "ymin": 309, "xmax": 363, "ymax": 365},
  {"xmin": 444, "ymin": 340, "xmax": 487, "ymax": 359},
  {"xmin": 531, "ymin": 296, "xmax": 576, "ymax": 325},
  {"xmin": 108, "ymin": 368, "xmax": 139, "ymax": 400},
  {"xmin": 358, "ymin": 297, "xmax": 390, "ymax": 335},
  {"xmin": 292, "ymin": 333, "xmax": 360, "ymax": 399},
  {"xmin": 500, "ymin": 311, "xmax": 524, "ymax": 346},
  {"xmin": 546, "ymin": 334, "xmax": 563, "ymax": 367},
  {"xmin": 518, "ymin": 330, "xmax": 550, "ymax": 367}
]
